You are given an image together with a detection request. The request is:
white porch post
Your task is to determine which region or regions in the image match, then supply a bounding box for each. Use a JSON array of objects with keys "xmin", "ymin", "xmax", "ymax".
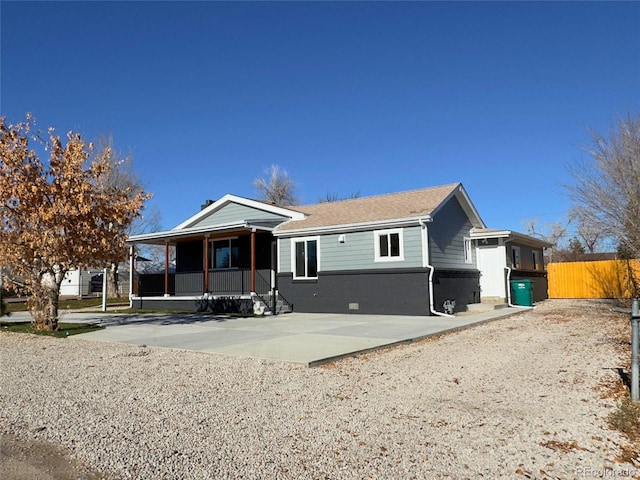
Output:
[
  {"xmin": 129, "ymin": 244, "xmax": 135, "ymax": 308},
  {"xmin": 250, "ymin": 229, "xmax": 256, "ymax": 293},
  {"xmin": 164, "ymin": 241, "xmax": 170, "ymax": 297}
]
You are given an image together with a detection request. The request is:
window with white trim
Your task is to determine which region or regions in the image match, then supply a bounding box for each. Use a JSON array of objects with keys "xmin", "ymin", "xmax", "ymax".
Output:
[
  {"xmin": 511, "ymin": 245, "xmax": 521, "ymax": 269},
  {"xmin": 374, "ymin": 228, "xmax": 404, "ymax": 262},
  {"xmin": 464, "ymin": 237, "xmax": 472, "ymax": 263},
  {"xmin": 292, "ymin": 237, "xmax": 319, "ymax": 279}
]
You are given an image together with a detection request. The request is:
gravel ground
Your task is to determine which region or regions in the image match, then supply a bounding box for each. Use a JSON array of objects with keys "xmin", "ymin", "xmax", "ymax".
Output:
[{"xmin": 0, "ymin": 299, "xmax": 637, "ymax": 479}]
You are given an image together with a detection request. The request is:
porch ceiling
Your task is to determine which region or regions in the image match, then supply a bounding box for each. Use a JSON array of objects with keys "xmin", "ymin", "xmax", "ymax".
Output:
[{"xmin": 127, "ymin": 222, "xmax": 272, "ymax": 245}]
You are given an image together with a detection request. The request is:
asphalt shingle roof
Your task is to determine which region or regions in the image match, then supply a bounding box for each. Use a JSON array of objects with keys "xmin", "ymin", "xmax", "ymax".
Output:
[{"xmin": 275, "ymin": 183, "xmax": 461, "ymax": 232}]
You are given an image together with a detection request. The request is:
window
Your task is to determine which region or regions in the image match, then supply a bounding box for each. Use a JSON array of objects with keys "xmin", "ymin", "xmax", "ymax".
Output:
[
  {"xmin": 511, "ymin": 245, "xmax": 521, "ymax": 269},
  {"xmin": 209, "ymin": 238, "xmax": 240, "ymax": 269},
  {"xmin": 292, "ymin": 237, "xmax": 319, "ymax": 279},
  {"xmin": 464, "ymin": 237, "xmax": 472, "ymax": 264},
  {"xmin": 374, "ymin": 229, "xmax": 404, "ymax": 262},
  {"xmin": 532, "ymin": 250, "xmax": 541, "ymax": 271}
]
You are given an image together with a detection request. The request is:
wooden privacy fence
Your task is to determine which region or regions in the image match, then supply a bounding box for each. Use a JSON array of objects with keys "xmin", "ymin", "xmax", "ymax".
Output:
[{"xmin": 548, "ymin": 259, "xmax": 640, "ymax": 299}]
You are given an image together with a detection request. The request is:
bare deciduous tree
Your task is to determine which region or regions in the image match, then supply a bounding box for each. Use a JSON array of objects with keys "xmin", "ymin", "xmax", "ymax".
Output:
[
  {"xmin": 525, "ymin": 219, "xmax": 569, "ymax": 262},
  {"xmin": 566, "ymin": 114, "xmax": 640, "ymax": 260},
  {"xmin": 94, "ymin": 135, "xmax": 161, "ymax": 297},
  {"xmin": 568, "ymin": 206, "xmax": 604, "ymax": 254},
  {"xmin": 253, "ymin": 165, "xmax": 298, "ymax": 206},
  {"xmin": 0, "ymin": 115, "xmax": 151, "ymax": 330},
  {"xmin": 318, "ymin": 190, "xmax": 362, "ymax": 203}
]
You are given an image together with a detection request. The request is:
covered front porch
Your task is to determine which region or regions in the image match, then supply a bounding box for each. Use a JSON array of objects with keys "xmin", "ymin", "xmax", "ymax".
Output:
[{"xmin": 127, "ymin": 221, "xmax": 291, "ymax": 314}]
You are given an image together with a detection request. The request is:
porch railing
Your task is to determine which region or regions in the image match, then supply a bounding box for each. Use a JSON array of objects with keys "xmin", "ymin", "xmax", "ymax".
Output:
[{"xmin": 137, "ymin": 269, "xmax": 272, "ymax": 297}]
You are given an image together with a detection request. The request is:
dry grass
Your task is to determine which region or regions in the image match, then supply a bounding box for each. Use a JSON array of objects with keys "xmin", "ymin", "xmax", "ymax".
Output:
[{"xmin": 595, "ymin": 300, "xmax": 640, "ymax": 466}]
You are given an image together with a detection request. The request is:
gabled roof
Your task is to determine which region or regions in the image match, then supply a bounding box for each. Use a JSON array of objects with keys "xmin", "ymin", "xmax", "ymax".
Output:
[
  {"xmin": 128, "ymin": 183, "xmax": 487, "ymax": 244},
  {"xmin": 128, "ymin": 194, "xmax": 305, "ymax": 245},
  {"xmin": 174, "ymin": 193, "xmax": 305, "ymax": 230},
  {"xmin": 273, "ymin": 183, "xmax": 485, "ymax": 235}
]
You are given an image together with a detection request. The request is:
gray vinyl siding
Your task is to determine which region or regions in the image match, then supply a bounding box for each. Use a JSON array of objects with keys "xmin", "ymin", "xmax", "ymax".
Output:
[
  {"xmin": 320, "ymin": 227, "xmax": 423, "ymax": 271},
  {"xmin": 429, "ymin": 197, "xmax": 476, "ymax": 269},
  {"xmin": 277, "ymin": 226, "xmax": 423, "ymax": 273},
  {"xmin": 194, "ymin": 202, "xmax": 289, "ymax": 228},
  {"xmin": 279, "ymin": 237, "xmax": 292, "ymax": 272}
]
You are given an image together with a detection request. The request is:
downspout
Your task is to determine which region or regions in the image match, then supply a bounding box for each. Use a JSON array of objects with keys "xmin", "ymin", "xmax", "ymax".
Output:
[
  {"xmin": 420, "ymin": 217, "xmax": 455, "ymax": 318},
  {"xmin": 505, "ymin": 266, "xmax": 533, "ymax": 309},
  {"xmin": 129, "ymin": 245, "xmax": 134, "ymax": 309}
]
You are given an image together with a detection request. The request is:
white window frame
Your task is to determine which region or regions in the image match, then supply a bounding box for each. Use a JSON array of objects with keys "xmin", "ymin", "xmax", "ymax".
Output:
[
  {"xmin": 464, "ymin": 237, "xmax": 472, "ymax": 264},
  {"xmin": 374, "ymin": 228, "xmax": 404, "ymax": 262},
  {"xmin": 291, "ymin": 236, "xmax": 320, "ymax": 280},
  {"xmin": 511, "ymin": 245, "xmax": 521, "ymax": 269}
]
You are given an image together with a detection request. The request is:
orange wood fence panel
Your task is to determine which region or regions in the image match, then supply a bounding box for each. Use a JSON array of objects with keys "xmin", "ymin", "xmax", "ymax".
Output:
[{"xmin": 548, "ymin": 260, "xmax": 640, "ymax": 299}]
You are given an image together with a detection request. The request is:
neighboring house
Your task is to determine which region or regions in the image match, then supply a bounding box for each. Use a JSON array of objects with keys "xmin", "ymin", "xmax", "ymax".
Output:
[
  {"xmin": 60, "ymin": 266, "xmax": 131, "ymax": 297},
  {"xmin": 126, "ymin": 183, "xmax": 550, "ymax": 315}
]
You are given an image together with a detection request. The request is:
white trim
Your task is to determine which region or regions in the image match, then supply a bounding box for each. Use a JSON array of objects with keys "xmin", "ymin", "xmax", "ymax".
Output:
[
  {"xmin": 273, "ymin": 216, "xmax": 420, "ymax": 237},
  {"xmin": 374, "ymin": 228, "xmax": 405, "ymax": 262},
  {"xmin": 464, "ymin": 237, "xmax": 472, "ymax": 264},
  {"xmin": 431, "ymin": 184, "xmax": 486, "ymax": 229},
  {"xmin": 277, "ymin": 237, "xmax": 282, "ymax": 273},
  {"xmin": 127, "ymin": 221, "xmax": 279, "ymax": 245},
  {"xmin": 471, "ymin": 229, "xmax": 552, "ymax": 248},
  {"xmin": 291, "ymin": 236, "xmax": 320, "ymax": 280},
  {"xmin": 174, "ymin": 194, "xmax": 306, "ymax": 230}
]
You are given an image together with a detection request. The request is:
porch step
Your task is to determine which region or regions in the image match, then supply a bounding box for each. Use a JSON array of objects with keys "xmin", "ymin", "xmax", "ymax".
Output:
[
  {"xmin": 275, "ymin": 300, "xmax": 293, "ymax": 314},
  {"xmin": 480, "ymin": 296, "xmax": 507, "ymax": 305},
  {"xmin": 465, "ymin": 302, "xmax": 508, "ymax": 313},
  {"xmin": 252, "ymin": 294, "xmax": 293, "ymax": 315}
]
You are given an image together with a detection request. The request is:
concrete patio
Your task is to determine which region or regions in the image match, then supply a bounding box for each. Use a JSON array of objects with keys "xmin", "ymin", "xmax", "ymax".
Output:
[{"xmin": 7, "ymin": 308, "xmax": 528, "ymax": 366}]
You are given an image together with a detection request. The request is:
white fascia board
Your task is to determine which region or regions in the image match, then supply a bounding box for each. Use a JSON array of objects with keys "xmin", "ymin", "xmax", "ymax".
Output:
[
  {"xmin": 470, "ymin": 229, "xmax": 552, "ymax": 248},
  {"xmin": 173, "ymin": 194, "xmax": 306, "ymax": 230},
  {"xmin": 431, "ymin": 184, "xmax": 486, "ymax": 229},
  {"xmin": 455, "ymin": 185, "xmax": 486, "ymax": 228},
  {"xmin": 470, "ymin": 229, "xmax": 512, "ymax": 239},
  {"xmin": 128, "ymin": 222, "xmax": 252, "ymax": 244},
  {"xmin": 272, "ymin": 216, "xmax": 423, "ymax": 237}
]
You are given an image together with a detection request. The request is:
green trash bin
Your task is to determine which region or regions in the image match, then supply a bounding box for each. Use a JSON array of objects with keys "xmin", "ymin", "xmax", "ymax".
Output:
[{"xmin": 511, "ymin": 279, "xmax": 534, "ymax": 306}]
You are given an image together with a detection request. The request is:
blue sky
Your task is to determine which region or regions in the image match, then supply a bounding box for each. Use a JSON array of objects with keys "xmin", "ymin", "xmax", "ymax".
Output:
[{"xmin": 2, "ymin": 1, "xmax": 639, "ymax": 242}]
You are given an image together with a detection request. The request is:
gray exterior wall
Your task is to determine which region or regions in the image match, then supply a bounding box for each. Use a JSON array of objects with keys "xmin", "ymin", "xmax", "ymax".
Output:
[
  {"xmin": 277, "ymin": 267, "xmax": 481, "ymax": 315},
  {"xmin": 429, "ymin": 197, "xmax": 476, "ymax": 270},
  {"xmin": 507, "ymin": 243, "xmax": 546, "ymax": 271},
  {"xmin": 278, "ymin": 226, "xmax": 424, "ymax": 273},
  {"xmin": 194, "ymin": 202, "xmax": 289, "ymax": 228},
  {"xmin": 277, "ymin": 269, "xmax": 430, "ymax": 315},
  {"xmin": 274, "ymin": 195, "xmax": 481, "ymax": 315},
  {"xmin": 432, "ymin": 270, "xmax": 481, "ymax": 310},
  {"xmin": 131, "ymin": 296, "xmax": 253, "ymax": 314}
]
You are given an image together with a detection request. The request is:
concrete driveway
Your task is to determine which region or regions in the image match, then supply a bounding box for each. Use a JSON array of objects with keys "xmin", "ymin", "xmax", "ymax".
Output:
[{"xmin": 8, "ymin": 308, "xmax": 524, "ymax": 366}]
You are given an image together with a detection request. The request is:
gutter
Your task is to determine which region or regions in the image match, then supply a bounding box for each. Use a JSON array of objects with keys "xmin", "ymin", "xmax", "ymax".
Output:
[
  {"xmin": 273, "ymin": 216, "xmax": 427, "ymax": 237},
  {"xmin": 419, "ymin": 217, "xmax": 455, "ymax": 318}
]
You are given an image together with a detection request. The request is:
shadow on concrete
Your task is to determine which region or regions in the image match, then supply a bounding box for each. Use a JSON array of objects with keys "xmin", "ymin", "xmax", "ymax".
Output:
[{"xmin": 96, "ymin": 313, "xmax": 257, "ymax": 327}]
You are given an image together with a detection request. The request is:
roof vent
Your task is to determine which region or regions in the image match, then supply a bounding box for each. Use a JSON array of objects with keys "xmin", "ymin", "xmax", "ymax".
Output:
[{"xmin": 201, "ymin": 199, "xmax": 214, "ymax": 210}]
